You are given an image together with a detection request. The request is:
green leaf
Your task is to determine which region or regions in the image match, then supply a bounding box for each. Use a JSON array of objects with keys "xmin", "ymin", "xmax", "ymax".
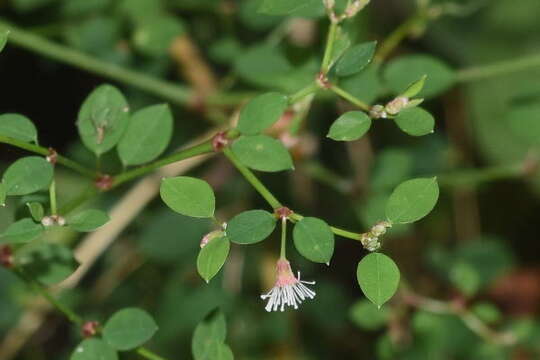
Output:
[
  {"xmin": 237, "ymin": 92, "xmax": 288, "ymax": 135},
  {"xmin": 0, "ymin": 182, "xmax": 6, "ymax": 206},
  {"xmin": 401, "ymin": 75, "xmax": 427, "ymax": 98},
  {"xmin": 160, "ymin": 176, "xmax": 215, "ymax": 218},
  {"xmin": 67, "ymin": 209, "xmax": 110, "ymax": 232},
  {"xmin": 197, "ymin": 236, "xmax": 230, "ymax": 283},
  {"xmin": 293, "ymin": 217, "xmax": 334, "ymax": 264},
  {"xmin": 17, "ymin": 243, "xmax": 79, "ymax": 285},
  {"xmin": 26, "ymin": 202, "xmax": 44, "ymax": 222},
  {"xmin": 386, "ymin": 177, "xmax": 439, "ymax": 224},
  {"xmin": 231, "ymin": 135, "xmax": 293, "ymax": 172},
  {"xmin": 336, "ymin": 41, "xmax": 377, "ymax": 77},
  {"xmin": 471, "ymin": 302, "xmax": 501, "ymax": 325},
  {"xmin": 349, "ymin": 299, "xmax": 390, "ymax": 330},
  {"xmin": 383, "ymin": 55, "xmax": 456, "ymax": 98},
  {"xmin": 2, "ymin": 157, "xmax": 53, "ymax": 196},
  {"xmin": 117, "ymin": 104, "xmax": 173, "ymax": 166},
  {"xmin": 77, "ymin": 84, "xmax": 130, "ymax": 156},
  {"xmin": 71, "ymin": 339, "xmax": 118, "ymax": 360},
  {"xmin": 133, "ymin": 16, "xmax": 185, "ymax": 57},
  {"xmin": 227, "ymin": 210, "xmax": 276, "ymax": 244},
  {"xmin": 0, "ymin": 29, "xmax": 8, "ymax": 52},
  {"xmin": 192, "ymin": 310, "xmax": 227, "ymax": 360},
  {"xmin": 0, "ymin": 218, "xmax": 43, "ymax": 244},
  {"xmin": 394, "ymin": 107, "xmax": 435, "ymax": 136},
  {"xmin": 356, "ymin": 253, "xmax": 400, "ymax": 308},
  {"xmin": 0, "ymin": 113, "xmax": 38, "ymax": 143},
  {"xmin": 449, "ymin": 261, "xmax": 481, "ymax": 296},
  {"xmin": 327, "ymin": 111, "xmax": 372, "ymax": 141},
  {"xmin": 506, "ymin": 102, "xmax": 540, "ymax": 145},
  {"xmin": 103, "ymin": 308, "xmax": 158, "ymax": 351},
  {"xmin": 205, "ymin": 343, "xmax": 234, "ymax": 360},
  {"xmin": 258, "ymin": 0, "xmax": 324, "ymax": 16}
]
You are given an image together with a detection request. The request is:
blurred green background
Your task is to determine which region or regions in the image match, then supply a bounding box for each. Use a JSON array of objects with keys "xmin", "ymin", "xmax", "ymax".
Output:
[{"xmin": 1, "ymin": 0, "xmax": 540, "ymax": 359}]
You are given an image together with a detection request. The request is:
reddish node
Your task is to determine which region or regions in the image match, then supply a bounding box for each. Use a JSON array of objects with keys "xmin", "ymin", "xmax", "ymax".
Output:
[
  {"xmin": 316, "ymin": 72, "xmax": 331, "ymax": 89},
  {"xmin": 81, "ymin": 321, "xmax": 100, "ymax": 338},
  {"xmin": 212, "ymin": 132, "xmax": 229, "ymax": 152},
  {"xmin": 0, "ymin": 245, "xmax": 14, "ymax": 269},
  {"xmin": 95, "ymin": 174, "xmax": 113, "ymax": 191},
  {"xmin": 46, "ymin": 148, "xmax": 58, "ymax": 165},
  {"xmin": 275, "ymin": 207, "xmax": 293, "ymax": 220}
]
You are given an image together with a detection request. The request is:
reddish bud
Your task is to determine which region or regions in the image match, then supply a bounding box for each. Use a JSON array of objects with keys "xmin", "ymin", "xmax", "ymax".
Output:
[{"xmin": 316, "ymin": 72, "xmax": 331, "ymax": 89}]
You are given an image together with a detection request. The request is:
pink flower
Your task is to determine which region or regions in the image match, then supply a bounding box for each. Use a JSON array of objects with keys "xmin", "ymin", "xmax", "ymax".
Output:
[{"xmin": 261, "ymin": 259, "xmax": 316, "ymax": 312}]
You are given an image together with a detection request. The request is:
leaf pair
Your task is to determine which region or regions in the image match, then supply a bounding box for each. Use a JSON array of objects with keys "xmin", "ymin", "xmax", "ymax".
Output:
[{"xmin": 77, "ymin": 84, "xmax": 173, "ymax": 166}]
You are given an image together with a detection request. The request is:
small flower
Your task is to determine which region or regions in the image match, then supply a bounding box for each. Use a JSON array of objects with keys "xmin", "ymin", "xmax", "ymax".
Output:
[{"xmin": 261, "ymin": 259, "xmax": 316, "ymax": 312}]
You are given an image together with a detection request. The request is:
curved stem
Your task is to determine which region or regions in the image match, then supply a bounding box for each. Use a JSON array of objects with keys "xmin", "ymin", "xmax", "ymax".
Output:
[
  {"xmin": 112, "ymin": 140, "xmax": 215, "ymax": 188},
  {"xmin": 49, "ymin": 180, "xmax": 57, "ymax": 215},
  {"xmin": 0, "ymin": 20, "xmax": 251, "ymax": 108},
  {"xmin": 0, "ymin": 135, "xmax": 97, "ymax": 178},
  {"xmin": 457, "ymin": 53, "xmax": 540, "ymax": 82},
  {"xmin": 222, "ymin": 147, "xmax": 282, "ymax": 209},
  {"xmin": 374, "ymin": 9, "xmax": 429, "ymax": 64},
  {"xmin": 14, "ymin": 269, "xmax": 83, "ymax": 325},
  {"xmin": 321, "ymin": 21, "xmax": 339, "ymax": 74},
  {"xmin": 136, "ymin": 347, "xmax": 168, "ymax": 360},
  {"xmin": 329, "ymin": 85, "xmax": 371, "ymax": 111}
]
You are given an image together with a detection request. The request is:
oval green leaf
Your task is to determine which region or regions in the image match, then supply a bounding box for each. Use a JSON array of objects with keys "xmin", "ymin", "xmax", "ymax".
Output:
[
  {"xmin": 0, "ymin": 113, "xmax": 38, "ymax": 143},
  {"xmin": 117, "ymin": 104, "xmax": 173, "ymax": 166},
  {"xmin": 383, "ymin": 55, "xmax": 456, "ymax": 98},
  {"xmin": 258, "ymin": 0, "xmax": 324, "ymax": 16},
  {"xmin": 336, "ymin": 41, "xmax": 377, "ymax": 77},
  {"xmin": 197, "ymin": 236, "xmax": 230, "ymax": 283},
  {"xmin": 77, "ymin": 84, "xmax": 130, "ymax": 156},
  {"xmin": 227, "ymin": 210, "xmax": 276, "ymax": 245},
  {"xmin": 26, "ymin": 202, "xmax": 44, "ymax": 222},
  {"xmin": 293, "ymin": 217, "xmax": 334, "ymax": 264},
  {"xmin": 394, "ymin": 107, "xmax": 435, "ymax": 136},
  {"xmin": 160, "ymin": 176, "xmax": 215, "ymax": 218},
  {"xmin": 133, "ymin": 16, "xmax": 185, "ymax": 57},
  {"xmin": 103, "ymin": 308, "xmax": 158, "ymax": 351},
  {"xmin": 2, "ymin": 157, "xmax": 53, "ymax": 196},
  {"xmin": 237, "ymin": 92, "xmax": 288, "ymax": 135},
  {"xmin": 16, "ymin": 243, "xmax": 79, "ymax": 285},
  {"xmin": 506, "ymin": 102, "xmax": 540, "ymax": 145},
  {"xmin": 356, "ymin": 253, "xmax": 400, "ymax": 308},
  {"xmin": 231, "ymin": 135, "xmax": 293, "ymax": 172},
  {"xmin": 0, "ymin": 218, "xmax": 43, "ymax": 244},
  {"xmin": 327, "ymin": 111, "xmax": 372, "ymax": 141},
  {"xmin": 386, "ymin": 177, "xmax": 439, "ymax": 224},
  {"xmin": 192, "ymin": 310, "xmax": 227, "ymax": 360},
  {"xmin": 67, "ymin": 209, "xmax": 110, "ymax": 232},
  {"xmin": 71, "ymin": 339, "xmax": 118, "ymax": 360},
  {"xmin": 350, "ymin": 299, "xmax": 390, "ymax": 330}
]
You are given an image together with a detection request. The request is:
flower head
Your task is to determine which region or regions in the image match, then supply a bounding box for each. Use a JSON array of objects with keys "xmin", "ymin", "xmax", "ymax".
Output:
[{"xmin": 260, "ymin": 259, "xmax": 316, "ymax": 312}]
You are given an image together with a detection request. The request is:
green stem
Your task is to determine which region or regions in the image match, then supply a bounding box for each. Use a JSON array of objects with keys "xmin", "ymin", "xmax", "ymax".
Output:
[
  {"xmin": 321, "ymin": 21, "xmax": 339, "ymax": 74},
  {"xmin": 0, "ymin": 20, "xmax": 250, "ymax": 108},
  {"xmin": 438, "ymin": 164, "xmax": 523, "ymax": 187},
  {"xmin": 14, "ymin": 269, "xmax": 84, "ymax": 325},
  {"xmin": 374, "ymin": 9, "xmax": 429, "ymax": 63},
  {"xmin": 280, "ymin": 218, "xmax": 287, "ymax": 259},
  {"xmin": 288, "ymin": 82, "xmax": 319, "ymax": 104},
  {"xmin": 222, "ymin": 147, "xmax": 282, "ymax": 209},
  {"xmin": 136, "ymin": 347, "xmax": 169, "ymax": 360},
  {"xmin": 112, "ymin": 140, "xmax": 215, "ymax": 188},
  {"xmin": 49, "ymin": 180, "xmax": 57, "ymax": 215},
  {"xmin": 457, "ymin": 53, "xmax": 540, "ymax": 82},
  {"xmin": 329, "ymin": 85, "xmax": 371, "ymax": 111},
  {"xmin": 0, "ymin": 135, "xmax": 97, "ymax": 178},
  {"xmin": 289, "ymin": 213, "xmax": 361, "ymax": 241}
]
